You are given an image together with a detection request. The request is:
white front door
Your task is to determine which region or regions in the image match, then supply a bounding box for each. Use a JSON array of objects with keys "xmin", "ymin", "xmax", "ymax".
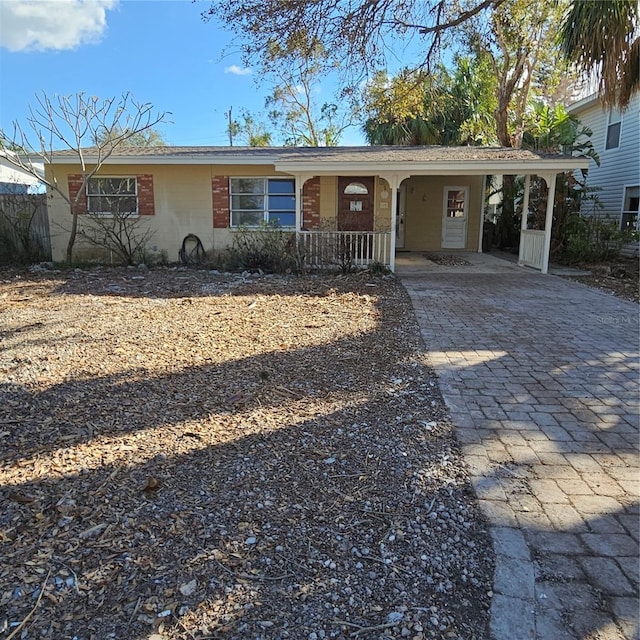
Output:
[
  {"xmin": 442, "ymin": 186, "xmax": 468, "ymax": 249},
  {"xmin": 396, "ymin": 183, "xmax": 406, "ymax": 249}
]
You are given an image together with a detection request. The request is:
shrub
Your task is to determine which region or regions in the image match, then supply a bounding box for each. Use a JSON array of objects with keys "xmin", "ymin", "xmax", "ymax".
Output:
[
  {"xmin": 565, "ymin": 214, "xmax": 629, "ymax": 263},
  {"xmin": 0, "ymin": 193, "xmax": 49, "ymax": 265},
  {"xmin": 227, "ymin": 222, "xmax": 298, "ymax": 273}
]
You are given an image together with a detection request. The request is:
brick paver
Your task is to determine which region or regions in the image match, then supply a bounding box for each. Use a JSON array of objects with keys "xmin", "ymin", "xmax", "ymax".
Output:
[{"xmin": 398, "ymin": 253, "xmax": 639, "ymax": 640}]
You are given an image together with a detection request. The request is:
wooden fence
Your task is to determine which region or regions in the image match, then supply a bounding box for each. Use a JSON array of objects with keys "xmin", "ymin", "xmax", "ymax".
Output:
[{"xmin": 0, "ymin": 193, "xmax": 51, "ymax": 262}]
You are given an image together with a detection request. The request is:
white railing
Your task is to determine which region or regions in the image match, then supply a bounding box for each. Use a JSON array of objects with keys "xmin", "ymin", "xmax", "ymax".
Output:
[
  {"xmin": 519, "ymin": 229, "xmax": 545, "ymax": 269},
  {"xmin": 298, "ymin": 231, "xmax": 392, "ymax": 269}
]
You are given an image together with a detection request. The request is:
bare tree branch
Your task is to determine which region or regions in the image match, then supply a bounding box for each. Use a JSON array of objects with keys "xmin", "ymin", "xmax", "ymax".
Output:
[{"xmin": 0, "ymin": 92, "xmax": 169, "ymax": 264}]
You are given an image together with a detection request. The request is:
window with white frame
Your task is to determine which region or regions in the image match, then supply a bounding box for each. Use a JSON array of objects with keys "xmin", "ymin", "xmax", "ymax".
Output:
[
  {"xmin": 621, "ymin": 185, "xmax": 639, "ymax": 230},
  {"xmin": 87, "ymin": 177, "xmax": 137, "ymax": 216},
  {"xmin": 605, "ymin": 109, "xmax": 622, "ymax": 150},
  {"xmin": 230, "ymin": 177, "xmax": 296, "ymax": 227}
]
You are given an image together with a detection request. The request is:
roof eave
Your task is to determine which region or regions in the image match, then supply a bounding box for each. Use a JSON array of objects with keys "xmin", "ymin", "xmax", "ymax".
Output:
[
  {"xmin": 274, "ymin": 159, "xmax": 591, "ymax": 175},
  {"xmin": 48, "ymin": 154, "xmax": 280, "ymax": 166},
  {"xmin": 567, "ymin": 93, "xmax": 600, "ymax": 113}
]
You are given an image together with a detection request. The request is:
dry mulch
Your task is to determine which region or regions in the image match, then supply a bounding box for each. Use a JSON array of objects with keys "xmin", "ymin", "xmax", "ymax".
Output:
[
  {"xmin": 564, "ymin": 257, "xmax": 640, "ymax": 304},
  {"xmin": 0, "ymin": 267, "xmax": 494, "ymax": 640}
]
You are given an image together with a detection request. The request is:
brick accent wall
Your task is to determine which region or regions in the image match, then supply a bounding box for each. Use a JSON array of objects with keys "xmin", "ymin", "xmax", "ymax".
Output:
[
  {"xmin": 302, "ymin": 177, "xmax": 320, "ymax": 230},
  {"xmin": 67, "ymin": 175, "xmax": 88, "ymax": 215},
  {"xmin": 136, "ymin": 175, "xmax": 155, "ymax": 215},
  {"xmin": 212, "ymin": 176, "xmax": 230, "ymax": 228}
]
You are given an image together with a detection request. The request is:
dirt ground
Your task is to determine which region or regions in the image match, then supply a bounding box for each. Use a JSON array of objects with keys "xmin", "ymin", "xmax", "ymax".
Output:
[
  {"xmin": 563, "ymin": 257, "xmax": 640, "ymax": 304},
  {"xmin": 0, "ymin": 267, "xmax": 494, "ymax": 640}
]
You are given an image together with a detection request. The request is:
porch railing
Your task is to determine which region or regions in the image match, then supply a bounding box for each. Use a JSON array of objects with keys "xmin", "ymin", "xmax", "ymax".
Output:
[
  {"xmin": 297, "ymin": 231, "xmax": 392, "ymax": 269},
  {"xmin": 519, "ymin": 229, "xmax": 545, "ymax": 270}
]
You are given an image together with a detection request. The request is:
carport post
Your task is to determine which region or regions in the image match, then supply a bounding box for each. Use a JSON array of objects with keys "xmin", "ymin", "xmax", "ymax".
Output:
[
  {"xmin": 389, "ymin": 178, "xmax": 398, "ymax": 272},
  {"xmin": 541, "ymin": 172, "xmax": 557, "ymax": 274},
  {"xmin": 518, "ymin": 174, "xmax": 531, "ymax": 265}
]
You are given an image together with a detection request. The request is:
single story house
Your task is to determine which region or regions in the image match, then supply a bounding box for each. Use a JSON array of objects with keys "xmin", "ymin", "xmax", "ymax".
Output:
[
  {"xmin": 0, "ymin": 150, "xmax": 44, "ymax": 194},
  {"xmin": 46, "ymin": 146, "xmax": 589, "ymax": 272},
  {"xmin": 567, "ymin": 93, "xmax": 639, "ymax": 232}
]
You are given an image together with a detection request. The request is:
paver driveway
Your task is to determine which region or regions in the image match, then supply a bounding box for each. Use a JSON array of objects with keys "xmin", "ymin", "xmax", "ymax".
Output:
[{"xmin": 397, "ymin": 253, "xmax": 639, "ymax": 640}]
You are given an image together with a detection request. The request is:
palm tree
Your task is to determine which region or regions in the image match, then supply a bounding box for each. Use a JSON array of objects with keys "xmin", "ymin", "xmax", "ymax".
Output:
[{"xmin": 559, "ymin": 0, "xmax": 639, "ymax": 108}]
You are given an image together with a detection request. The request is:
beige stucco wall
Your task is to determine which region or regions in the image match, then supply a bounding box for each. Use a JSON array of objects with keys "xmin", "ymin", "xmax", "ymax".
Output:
[
  {"xmin": 374, "ymin": 178, "xmax": 392, "ymax": 232},
  {"xmin": 47, "ymin": 163, "xmax": 287, "ymax": 263},
  {"xmin": 48, "ymin": 164, "xmax": 483, "ymax": 263},
  {"xmin": 402, "ymin": 175, "xmax": 483, "ymax": 251},
  {"xmin": 318, "ymin": 176, "xmax": 337, "ymax": 229}
]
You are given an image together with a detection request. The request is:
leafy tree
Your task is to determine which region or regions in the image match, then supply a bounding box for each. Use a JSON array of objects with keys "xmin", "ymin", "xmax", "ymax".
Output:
[
  {"xmin": 559, "ymin": 0, "xmax": 639, "ymax": 109},
  {"xmin": 229, "ymin": 111, "xmax": 272, "ymax": 147},
  {"xmin": 245, "ymin": 42, "xmax": 355, "ymax": 146},
  {"xmin": 242, "ymin": 117, "xmax": 273, "ymax": 148},
  {"xmin": 0, "ymin": 92, "xmax": 168, "ymax": 264},
  {"xmin": 96, "ymin": 126, "xmax": 167, "ymax": 147},
  {"xmin": 522, "ymin": 102, "xmax": 598, "ymax": 161},
  {"xmin": 204, "ymin": 0, "xmax": 506, "ymax": 81},
  {"xmin": 455, "ymin": 0, "xmax": 568, "ymax": 148},
  {"xmin": 362, "ymin": 55, "xmax": 497, "ymax": 145},
  {"xmin": 517, "ymin": 103, "xmax": 601, "ymax": 259},
  {"xmin": 362, "ymin": 70, "xmax": 439, "ymax": 145}
]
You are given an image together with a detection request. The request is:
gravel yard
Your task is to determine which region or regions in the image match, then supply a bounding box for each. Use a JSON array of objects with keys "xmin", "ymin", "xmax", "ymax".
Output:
[{"xmin": 0, "ymin": 267, "xmax": 494, "ymax": 640}]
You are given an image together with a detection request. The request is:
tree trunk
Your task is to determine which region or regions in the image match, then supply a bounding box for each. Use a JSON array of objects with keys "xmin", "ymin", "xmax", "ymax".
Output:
[
  {"xmin": 496, "ymin": 174, "xmax": 520, "ymax": 250},
  {"xmin": 66, "ymin": 212, "xmax": 78, "ymax": 265}
]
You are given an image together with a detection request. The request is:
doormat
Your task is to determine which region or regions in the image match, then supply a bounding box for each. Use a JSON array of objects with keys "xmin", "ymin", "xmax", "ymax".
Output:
[{"xmin": 424, "ymin": 253, "xmax": 472, "ymax": 266}]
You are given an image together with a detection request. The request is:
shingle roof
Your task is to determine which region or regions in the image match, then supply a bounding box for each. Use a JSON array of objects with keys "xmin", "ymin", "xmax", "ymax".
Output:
[
  {"xmin": 48, "ymin": 144, "xmax": 590, "ymax": 175},
  {"xmin": 50, "ymin": 144, "xmax": 568, "ymax": 162}
]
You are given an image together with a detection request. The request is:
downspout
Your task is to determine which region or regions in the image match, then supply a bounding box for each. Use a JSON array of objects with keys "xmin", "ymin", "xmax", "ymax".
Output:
[{"xmin": 295, "ymin": 175, "xmax": 303, "ymax": 233}]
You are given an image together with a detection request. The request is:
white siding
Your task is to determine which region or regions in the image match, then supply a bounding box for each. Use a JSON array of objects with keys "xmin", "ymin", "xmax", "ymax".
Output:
[{"xmin": 569, "ymin": 94, "xmax": 640, "ymax": 225}]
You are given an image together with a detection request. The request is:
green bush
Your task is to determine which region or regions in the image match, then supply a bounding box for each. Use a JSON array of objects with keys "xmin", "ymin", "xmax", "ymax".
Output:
[{"xmin": 565, "ymin": 214, "xmax": 629, "ymax": 263}]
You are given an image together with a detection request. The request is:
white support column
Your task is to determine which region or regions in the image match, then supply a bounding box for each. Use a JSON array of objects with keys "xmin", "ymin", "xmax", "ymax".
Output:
[
  {"xmin": 389, "ymin": 177, "xmax": 398, "ymax": 272},
  {"xmin": 518, "ymin": 174, "xmax": 531, "ymax": 265},
  {"xmin": 477, "ymin": 174, "xmax": 487, "ymax": 253},
  {"xmin": 540, "ymin": 172, "xmax": 557, "ymax": 274},
  {"xmin": 377, "ymin": 172, "xmax": 410, "ymax": 272}
]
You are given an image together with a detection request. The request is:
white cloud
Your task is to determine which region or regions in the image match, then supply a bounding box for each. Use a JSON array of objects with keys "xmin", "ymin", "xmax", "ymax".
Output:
[
  {"xmin": 0, "ymin": 0, "xmax": 117, "ymax": 52},
  {"xmin": 224, "ymin": 65, "xmax": 252, "ymax": 76}
]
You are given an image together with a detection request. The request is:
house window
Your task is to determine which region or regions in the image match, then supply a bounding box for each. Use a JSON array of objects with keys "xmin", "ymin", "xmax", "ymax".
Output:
[
  {"xmin": 445, "ymin": 188, "xmax": 467, "ymax": 217},
  {"xmin": 605, "ymin": 109, "xmax": 622, "ymax": 150},
  {"xmin": 343, "ymin": 182, "xmax": 369, "ymax": 195},
  {"xmin": 230, "ymin": 177, "xmax": 296, "ymax": 227},
  {"xmin": 621, "ymin": 186, "xmax": 639, "ymax": 230},
  {"xmin": 87, "ymin": 177, "xmax": 137, "ymax": 216}
]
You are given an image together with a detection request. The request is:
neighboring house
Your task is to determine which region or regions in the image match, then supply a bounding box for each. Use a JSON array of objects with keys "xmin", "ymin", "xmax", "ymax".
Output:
[
  {"xmin": 0, "ymin": 151, "xmax": 44, "ymax": 194},
  {"xmin": 46, "ymin": 146, "xmax": 587, "ymax": 272},
  {"xmin": 568, "ymin": 93, "xmax": 640, "ymax": 231}
]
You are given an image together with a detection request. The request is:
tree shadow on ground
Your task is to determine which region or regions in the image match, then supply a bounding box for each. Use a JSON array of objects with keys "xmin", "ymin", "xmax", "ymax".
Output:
[
  {"xmin": 0, "ymin": 364, "xmax": 494, "ymax": 640},
  {"xmin": 399, "ymin": 270, "xmax": 639, "ymax": 640},
  {"xmin": 1, "ymin": 271, "xmax": 495, "ymax": 639}
]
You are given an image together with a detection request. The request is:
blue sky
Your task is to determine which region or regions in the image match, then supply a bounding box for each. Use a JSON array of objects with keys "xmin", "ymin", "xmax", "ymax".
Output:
[{"xmin": 0, "ymin": 0, "xmax": 367, "ymax": 146}]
